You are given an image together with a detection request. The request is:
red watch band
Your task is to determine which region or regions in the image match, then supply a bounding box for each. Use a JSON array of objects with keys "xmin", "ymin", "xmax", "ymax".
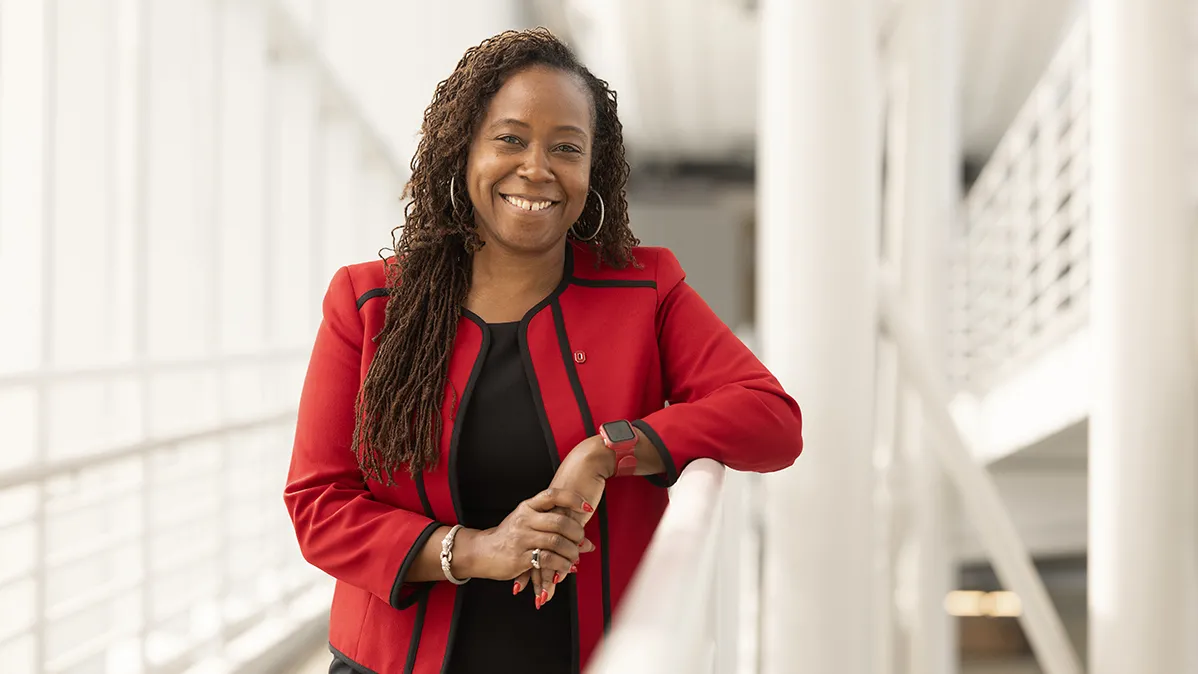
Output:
[{"xmin": 599, "ymin": 420, "xmax": 638, "ymax": 477}]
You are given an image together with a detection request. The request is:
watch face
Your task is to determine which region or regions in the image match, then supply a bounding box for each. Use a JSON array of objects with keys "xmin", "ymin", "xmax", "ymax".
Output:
[{"xmin": 603, "ymin": 420, "xmax": 636, "ymax": 444}]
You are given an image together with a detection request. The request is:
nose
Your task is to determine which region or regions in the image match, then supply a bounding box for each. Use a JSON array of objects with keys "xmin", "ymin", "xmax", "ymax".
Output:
[{"xmin": 516, "ymin": 146, "xmax": 554, "ymax": 183}]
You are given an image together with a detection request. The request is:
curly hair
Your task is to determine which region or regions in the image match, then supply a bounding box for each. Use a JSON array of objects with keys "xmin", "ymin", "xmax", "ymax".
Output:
[{"xmin": 352, "ymin": 28, "xmax": 637, "ymax": 483}]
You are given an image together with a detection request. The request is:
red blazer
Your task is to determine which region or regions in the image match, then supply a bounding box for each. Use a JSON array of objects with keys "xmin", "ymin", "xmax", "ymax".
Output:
[{"xmin": 284, "ymin": 242, "xmax": 803, "ymax": 674}]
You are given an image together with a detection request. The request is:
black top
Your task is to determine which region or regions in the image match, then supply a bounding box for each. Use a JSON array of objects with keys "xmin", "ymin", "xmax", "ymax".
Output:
[{"xmin": 447, "ymin": 321, "xmax": 573, "ymax": 672}]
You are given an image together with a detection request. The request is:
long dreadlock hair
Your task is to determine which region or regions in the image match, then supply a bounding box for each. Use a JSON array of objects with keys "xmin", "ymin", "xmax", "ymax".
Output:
[{"xmin": 353, "ymin": 28, "xmax": 637, "ymax": 483}]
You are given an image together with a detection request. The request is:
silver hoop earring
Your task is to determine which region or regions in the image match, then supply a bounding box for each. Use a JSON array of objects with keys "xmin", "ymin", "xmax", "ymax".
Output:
[
  {"xmin": 571, "ymin": 189, "xmax": 605, "ymax": 242},
  {"xmin": 449, "ymin": 176, "xmax": 459, "ymax": 211}
]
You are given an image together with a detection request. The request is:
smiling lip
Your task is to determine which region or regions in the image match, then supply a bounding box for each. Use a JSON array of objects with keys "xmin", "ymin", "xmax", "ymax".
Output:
[{"xmin": 501, "ymin": 194, "xmax": 559, "ymax": 213}]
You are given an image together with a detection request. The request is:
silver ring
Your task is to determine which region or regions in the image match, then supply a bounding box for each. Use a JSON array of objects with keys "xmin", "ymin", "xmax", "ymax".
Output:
[{"xmin": 531, "ymin": 548, "xmax": 542, "ymax": 570}]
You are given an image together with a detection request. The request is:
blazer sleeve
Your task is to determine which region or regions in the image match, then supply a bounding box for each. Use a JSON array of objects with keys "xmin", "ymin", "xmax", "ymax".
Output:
[
  {"xmin": 284, "ymin": 266, "xmax": 441, "ymax": 610},
  {"xmin": 632, "ymin": 249, "xmax": 803, "ymax": 487}
]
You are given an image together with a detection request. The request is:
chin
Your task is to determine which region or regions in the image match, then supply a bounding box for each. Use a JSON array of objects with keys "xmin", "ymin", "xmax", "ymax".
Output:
[{"xmin": 491, "ymin": 220, "xmax": 566, "ymax": 253}]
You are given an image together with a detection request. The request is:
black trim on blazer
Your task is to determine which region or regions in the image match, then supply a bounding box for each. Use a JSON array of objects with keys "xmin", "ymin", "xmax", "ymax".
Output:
[
  {"xmin": 631, "ymin": 419, "xmax": 678, "ymax": 488},
  {"xmin": 329, "ymin": 645, "xmax": 381, "ymax": 674},
  {"xmin": 414, "ymin": 472, "xmax": 435, "ymax": 526},
  {"xmin": 405, "ymin": 594, "xmax": 429, "ymax": 674},
  {"xmin": 389, "ymin": 521, "xmax": 441, "ymax": 610},
  {"xmin": 355, "ymin": 287, "xmax": 388, "ymax": 310},
  {"xmin": 439, "ymin": 312, "xmax": 490, "ymax": 674},
  {"xmin": 451, "ymin": 311, "xmax": 491, "ymax": 521},
  {"xmin": 515, "ymin": 251, "xmax": 575, "ymax": 472},
  {"xmin": 550, "ymin": 300, "xmax": 613, "ymax": 640},
  {"xmin": 568, "ymin": 277, "xmax": 657, "ymax": 289}
]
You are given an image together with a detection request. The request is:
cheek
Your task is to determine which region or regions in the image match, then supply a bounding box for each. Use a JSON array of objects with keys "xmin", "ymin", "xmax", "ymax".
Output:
[{"xmin": 561, "ymin": 167, "xmax": 591, "ymax": 214}]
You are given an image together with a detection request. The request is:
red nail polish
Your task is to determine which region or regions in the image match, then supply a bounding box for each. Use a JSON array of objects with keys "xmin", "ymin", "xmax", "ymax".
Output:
[
  {"xmin": 512, "ymin": 581, "xmax": 520, "ymax": 595},
  {"xmin": 535, "ymin": 595, "xmax": 542, "ymax": 609},
  {"xmin": 540, "ymin": 590, "xmax": 549, "ymax": 604},
  {"xmin": 553, "ymin": 572, "xmax": 561, "ymax": 584},
  {"xmin": 582, "ymin": 502, "xmax": 594, "ymax": 513}
]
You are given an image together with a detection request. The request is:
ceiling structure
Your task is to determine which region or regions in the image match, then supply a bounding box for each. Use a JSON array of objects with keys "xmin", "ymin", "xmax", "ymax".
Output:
[{"xmin": 536, "ymin": 0, "xmax": 1081, "ymax": 168}]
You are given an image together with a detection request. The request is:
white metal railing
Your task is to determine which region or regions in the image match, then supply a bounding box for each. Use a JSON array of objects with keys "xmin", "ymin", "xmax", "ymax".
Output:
[
  {"xmin": 953, "ymin": 19, "xmax": 1090, "ymax": 392},
  {"xmin": 587, "ymin": 459, "xmax": 730, "ymax": 674}
]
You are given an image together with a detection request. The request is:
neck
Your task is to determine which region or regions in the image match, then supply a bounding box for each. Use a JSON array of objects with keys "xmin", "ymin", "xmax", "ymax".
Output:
[{"xmin": 470, "ymin": 240, "xmax": 567, "ymax": 300}]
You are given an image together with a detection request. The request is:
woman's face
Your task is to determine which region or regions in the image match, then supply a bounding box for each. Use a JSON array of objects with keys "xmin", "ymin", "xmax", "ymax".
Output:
[{"xmin": 465, "ymin": 65, "xmax": 593, "ymax": 256}]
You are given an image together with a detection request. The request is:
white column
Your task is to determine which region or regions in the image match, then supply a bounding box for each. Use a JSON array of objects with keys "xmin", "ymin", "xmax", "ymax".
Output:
[
  {"xmin": 894, "ymin": 1, "xmax": 959, "ymax": 673},
  {"xmin": 1089, "ymin": 2, "xmax": 1198, "ymax": 673},
  {"xmin": 757, "ymin": 0, "xmax": 879, "ymax": 672}
]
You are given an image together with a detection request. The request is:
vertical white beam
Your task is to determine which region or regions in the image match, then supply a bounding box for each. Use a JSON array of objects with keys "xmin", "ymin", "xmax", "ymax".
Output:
[
  {"xmin": 1089, "ymin": 1, "xmax": 1198, "ymax": 673},
  {"xmin": 894, "ymin": 1, "xmax": 960, "ymax": 673},
  {"xmin": 757, "ymin": 1, "xmax": 879, "ymax": 672}
]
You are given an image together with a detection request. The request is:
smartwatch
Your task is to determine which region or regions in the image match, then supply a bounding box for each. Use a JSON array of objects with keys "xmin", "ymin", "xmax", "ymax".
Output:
[{"xmin": 599, "ymin": 419, "xmax": 638, "ymax": 477}]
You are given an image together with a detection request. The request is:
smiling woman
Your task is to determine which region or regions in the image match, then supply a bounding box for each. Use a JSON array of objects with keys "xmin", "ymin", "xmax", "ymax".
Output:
[{"xmin": 284, "ymin": 27, "xmax": 804, "ymax": 674}]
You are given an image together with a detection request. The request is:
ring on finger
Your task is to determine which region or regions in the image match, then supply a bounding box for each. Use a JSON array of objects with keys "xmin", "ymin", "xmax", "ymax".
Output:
[{"xmin": 531, "ymin": 548, "xmax": 542, "ymax": 570}]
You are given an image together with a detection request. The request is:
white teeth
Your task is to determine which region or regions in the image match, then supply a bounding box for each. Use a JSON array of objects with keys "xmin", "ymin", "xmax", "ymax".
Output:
[{"xmin": 504, "ymin": 195, "xmax": 553, "ymax": 212}]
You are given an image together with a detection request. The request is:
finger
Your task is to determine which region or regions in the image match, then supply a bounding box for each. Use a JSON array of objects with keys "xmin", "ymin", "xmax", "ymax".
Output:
[
  {"xmin": 525, "ymin": 488, "xmax": 593, "ymax": 516},
  {"xmin": 526, "ymin": 531, "xmax": 580, "ymax": 562},
  {"xmin": 512, "ymin": 571, "xmax": 531, "ymax": 596},
  {"xmin": 551, "ymin": 504, "xmax": 588, "ymax": 526},
  {"xmin": 533, "ymin": 550, "xmax": 574, "ymax": 609},
  {"xmin": 540, "ymin": 567, "xmax": 556, "ymax": 607},
  {"xmin": 579, "ymin": 537, "xmax": 595, "ymax": 554},
  {"xmin": 526, "ymin": 511, "xmax": 586, "ymax": 544}
]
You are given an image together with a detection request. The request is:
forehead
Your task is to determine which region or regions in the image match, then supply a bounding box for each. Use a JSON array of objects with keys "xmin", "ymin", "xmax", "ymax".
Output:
[{"xmin": 483, "ymin": 65, "xmax": 592, "ymax": 129}]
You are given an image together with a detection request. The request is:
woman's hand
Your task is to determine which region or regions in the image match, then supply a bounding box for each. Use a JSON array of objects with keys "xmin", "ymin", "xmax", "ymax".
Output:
[
  {"xmin": 525, "ymin": 436, "xmax": 615, "ymax": 608},
  {"xmin": 458, "ymin": 488, "xmax": 595, "ymax": 586}
]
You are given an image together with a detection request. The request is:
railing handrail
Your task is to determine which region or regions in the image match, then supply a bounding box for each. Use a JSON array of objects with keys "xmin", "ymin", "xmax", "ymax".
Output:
[{"xmin": 587, "ymin": 458, "xmax": 727, "ymax": 673}]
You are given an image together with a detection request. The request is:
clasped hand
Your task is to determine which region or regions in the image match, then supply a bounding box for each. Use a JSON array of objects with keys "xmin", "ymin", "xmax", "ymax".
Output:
[{"xmin": 475, "ymin": 436, "xmax": 611, "ymax": 609}]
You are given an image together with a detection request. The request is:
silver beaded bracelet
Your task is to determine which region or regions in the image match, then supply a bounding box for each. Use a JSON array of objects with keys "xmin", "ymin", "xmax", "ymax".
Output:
[{"xmin": 439, "ymin": 524, "xmax": 469, "ymax": 585}]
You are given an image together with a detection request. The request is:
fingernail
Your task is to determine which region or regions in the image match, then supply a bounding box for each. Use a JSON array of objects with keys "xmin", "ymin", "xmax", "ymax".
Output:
[
  {"xmin": 582, "ymin": 501, "xmax": 594, "ymax": 513},
  {"xmin": 570, "ymin": 564, "xmax": 578, "ymax": 574},
  {"xmin": 535, "ymin": 595, "xmax": 542, "ymax": 609},
  {"xmin": 512, "ymin": 581, "xmax": 520, "ymax": 595},
  {"xmin": 553, "ymin": 572, "xmax": 561, "ymax": 584},
  {"xmin": 540, "ymin": 590, "xmax": 549, "ymax": 604}
]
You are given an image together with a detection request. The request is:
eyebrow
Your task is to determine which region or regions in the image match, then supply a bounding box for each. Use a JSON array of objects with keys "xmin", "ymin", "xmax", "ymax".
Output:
[{"xmin": 489, "ymin": 118, "xmax": 589, "ymax": 138}]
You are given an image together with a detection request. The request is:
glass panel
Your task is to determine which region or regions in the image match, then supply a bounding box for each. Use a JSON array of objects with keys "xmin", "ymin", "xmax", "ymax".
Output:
[
  {"xmin": 44, "ymin": 600, "xmax": 108, "ymax": 663},
  {"xmin": 0, "ymin": 632, "xmax": 35, "ymax": 674},
  {"xmin": 0, "ymin": 1, "xmax": 46, "ymax": 373},
  {"xmin": 0, "ymin": 523, "xmax": 36, "ymax": 584},
  {"xmin": 0, "ymin": 386, "xmax": 37, "ymax": 472},
  {"xmin": 53, "ymin": 0, "xmax": 116, "ymax": 369},
  {"xmin": 109, "ymin": 0, "xmax": 143, "ymax": 366},
  {"xmin": 0, "ymin": 485, "xmax": 37, "ymax": 528},
  {"xmin": 269, "ymin": 60, "xmax": 317, "ymax": 349},
  {"xmin": 46, "ymin": 380, "xmax": 107, "ymax": 460},
  {"xmin": 146, "ymin": 369, "xmax": 220, "ymax": 437},
  {"xmin": 144, "ymin": 0, "xmax": 213, "ymax": 360},
  {"xmin": 222, "ymin": 365, "xmax": 264, "ymax": 422},
  {"xmin": 217, "ymin": 0, "xmax": 268, "ymax": 354},
  {"xmin": 0, "ymin": 576, "xmax": 36, "ymax": 642}
]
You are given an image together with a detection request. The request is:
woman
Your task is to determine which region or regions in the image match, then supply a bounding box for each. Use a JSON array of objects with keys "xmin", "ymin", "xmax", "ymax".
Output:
[{"xmin": 284, "ymin": 28, "xmax": 802, "ymax": 674}]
